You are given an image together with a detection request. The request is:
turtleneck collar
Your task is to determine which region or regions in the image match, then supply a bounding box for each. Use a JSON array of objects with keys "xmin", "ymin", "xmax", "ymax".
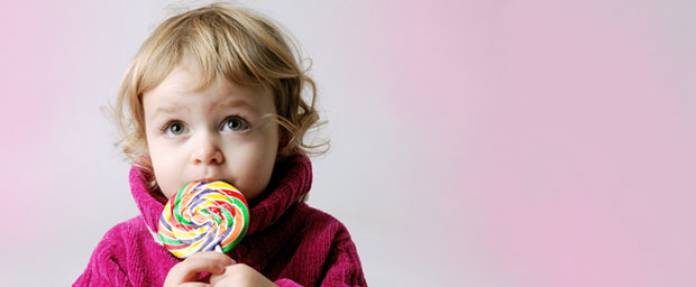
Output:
[{"xmin": 129, "ymin": 154, "xmax": 313, "ymax": 238}]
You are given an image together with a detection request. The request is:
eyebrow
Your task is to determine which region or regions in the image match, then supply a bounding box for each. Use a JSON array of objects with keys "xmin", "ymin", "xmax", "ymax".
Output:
[
  {"xmin": 151, "ymin": 104, "xmax": 190, "ymax": 120},
  {"xmin": 151, "ymin": 98, "xmax": 259, "ymax": 120},
  {"xmin": 215, "ymin": 98, "xmax": 258, "ymax": 115}
]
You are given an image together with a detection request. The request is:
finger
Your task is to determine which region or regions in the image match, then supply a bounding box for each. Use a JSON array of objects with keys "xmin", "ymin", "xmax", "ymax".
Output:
[
  {"xmin": 188, "ymin": 251, "xmax": 236, "ymax": 265},
  {"xmin": 178, "ymin": 283, "xmax": 210, "ymax": 287},
  {"xmin": 169, "ymin": 258, "xmax": 230, "ymax": 283},
  {"xmin": 208, "ymin": 272, "xmax": 225, "ymax": 286},
  {"xmin": 208, "ymin": 263, "xmax": 246, "ymax": 286}
]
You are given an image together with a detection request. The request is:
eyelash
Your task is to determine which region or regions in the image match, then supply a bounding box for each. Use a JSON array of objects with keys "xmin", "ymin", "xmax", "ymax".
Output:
[{"xmin": 159, "ymin": 115, "xmax": 251, "ymax": 136}]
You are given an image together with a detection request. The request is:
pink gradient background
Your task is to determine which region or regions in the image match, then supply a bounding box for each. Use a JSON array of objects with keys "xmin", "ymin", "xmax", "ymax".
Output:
[{"xmin": 2, "ymin": 1, "xmax": 695, "ymax": 286}]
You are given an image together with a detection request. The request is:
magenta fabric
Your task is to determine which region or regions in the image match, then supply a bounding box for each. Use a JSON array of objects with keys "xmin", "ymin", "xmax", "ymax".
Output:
[{"xmin": 73, "ymin": 154, "xmax": 366, "ymax": 286}]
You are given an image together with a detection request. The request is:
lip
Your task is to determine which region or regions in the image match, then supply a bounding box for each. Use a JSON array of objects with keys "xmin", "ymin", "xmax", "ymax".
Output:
[{"xmin": 194, "ymin": 177, "xmax": 229, "ymax": 184}]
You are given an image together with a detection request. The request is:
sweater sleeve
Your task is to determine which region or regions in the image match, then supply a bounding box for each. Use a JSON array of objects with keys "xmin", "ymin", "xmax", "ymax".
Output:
[
  {"xmin": 318, "ymin": 223, "xmax": 367, "ymax": 287},
  {"xmin": 73, "ymin": 226, "xmax": 132, "ymax": 287},
  {"xmin": 273, "ymin": 222, "xmax": 366, "ymax": 287}
]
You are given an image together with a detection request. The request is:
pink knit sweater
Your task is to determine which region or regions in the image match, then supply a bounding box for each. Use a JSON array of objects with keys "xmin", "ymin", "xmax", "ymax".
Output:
[{"xmin": 74, "ymin": 155, "xmax": 366, "ymax": 286}]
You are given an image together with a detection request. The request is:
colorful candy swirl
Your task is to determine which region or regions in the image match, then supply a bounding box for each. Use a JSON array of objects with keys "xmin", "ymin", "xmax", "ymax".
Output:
[{"xmin": 157, "ymin": 180, "xmax": 250, "ymax": 259}]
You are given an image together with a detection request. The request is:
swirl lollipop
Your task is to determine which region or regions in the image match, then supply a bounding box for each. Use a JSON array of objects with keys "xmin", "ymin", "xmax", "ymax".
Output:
[{"xmin": 157, "ymin": 180, "xmax": 250, "ymax": 259}]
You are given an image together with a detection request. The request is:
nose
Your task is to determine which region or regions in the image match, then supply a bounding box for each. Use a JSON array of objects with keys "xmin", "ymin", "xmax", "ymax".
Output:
[{"xmin": 191, "ymin": 133, "xmax": 224, "ymax": 166}]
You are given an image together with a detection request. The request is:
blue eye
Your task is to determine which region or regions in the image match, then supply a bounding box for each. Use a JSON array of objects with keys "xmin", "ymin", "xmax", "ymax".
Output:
[
  {"xmin": 221, "ymin": 116, "xmax": 249, "ymax": 132},
  {"xmin": 163, "ymin": 121, "xmax": 186, "ymax": 136}
]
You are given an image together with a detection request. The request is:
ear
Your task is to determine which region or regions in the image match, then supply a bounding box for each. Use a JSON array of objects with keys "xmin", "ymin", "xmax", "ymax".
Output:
[{"xmin": 277, "ymin": 128, "xmax": 290, "ymax": 155}]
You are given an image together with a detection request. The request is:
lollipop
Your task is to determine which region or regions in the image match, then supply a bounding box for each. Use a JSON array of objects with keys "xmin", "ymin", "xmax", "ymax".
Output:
[{"xmin": 157, "ymin": 180, "xmax": 250, "ymax": 259}]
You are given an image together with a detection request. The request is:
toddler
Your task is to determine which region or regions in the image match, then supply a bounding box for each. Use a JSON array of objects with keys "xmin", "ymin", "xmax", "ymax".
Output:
[{"xmin": 74, "ymin": 3, "xmax": 366, "ymax": 286}]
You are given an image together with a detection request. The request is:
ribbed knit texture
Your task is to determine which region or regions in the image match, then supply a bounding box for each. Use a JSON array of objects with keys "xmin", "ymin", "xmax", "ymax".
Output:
[{"xmin": 73, "ymin": 154, "xmax": 366, "ymax": 286}]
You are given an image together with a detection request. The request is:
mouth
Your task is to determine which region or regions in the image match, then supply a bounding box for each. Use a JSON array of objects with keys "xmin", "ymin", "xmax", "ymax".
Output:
[{"xmin": 195, "ymin": 177, "xmax": 230, "ymax": 184}]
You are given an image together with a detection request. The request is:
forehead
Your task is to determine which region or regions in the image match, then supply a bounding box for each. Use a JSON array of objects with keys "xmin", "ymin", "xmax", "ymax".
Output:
[{"xmin": 142, "ymin": 60, "xmax": 273, "ymax": 113}]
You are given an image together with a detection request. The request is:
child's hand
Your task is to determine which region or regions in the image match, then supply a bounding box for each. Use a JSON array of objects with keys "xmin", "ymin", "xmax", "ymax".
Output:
[
  {"xmin": 209, "ymin": 263, "xmax": 278, "ymax": 287},
  {"xmin": 164, "ymin": 252, "xmax": 235, "ymax": 287}
]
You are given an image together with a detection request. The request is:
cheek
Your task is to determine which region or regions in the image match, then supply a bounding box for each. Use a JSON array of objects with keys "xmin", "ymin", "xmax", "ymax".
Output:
[
  {"xmin": 148, "ymin": 140, "xmax": 185, "ymax": 198},
  {"xmin": 233, "ymin": 146, "xmax": 273, "ymax": 180},
  {"xmin": 230, "ymin": 140, "xmax": 278, "ymax": 198},
  {"xmin": 153, "ymin": 163, "xmax": 179, "ymax": 198}
]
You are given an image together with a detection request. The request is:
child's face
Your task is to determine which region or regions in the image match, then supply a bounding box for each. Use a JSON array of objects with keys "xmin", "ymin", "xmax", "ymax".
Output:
[{"xmin": 142, "ymin": 58, "xmax": 279, "ymax": 201}]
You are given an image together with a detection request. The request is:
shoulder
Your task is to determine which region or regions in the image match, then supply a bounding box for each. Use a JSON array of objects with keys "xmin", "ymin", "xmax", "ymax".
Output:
[
  {"xmin": 291, "ymin": 204, "xmax": 367, "ymax": 285},
  {"xmin": 103, "ymin": 216, "xmax": 149, "ymax": 240},
  {"xmin": 294, "ymin": 203, "xmax": 344, "ymax": 229},
  {"xmin": 74, "ymin": 216, "xmax": 148, "ymax": 286},
  {"xmin": 93, "ymin": 216, "xmax": 150, "ymax": 257},
  {"xmin": 291, "ymin": 203, "xmax": 357, "ymax": 247}
]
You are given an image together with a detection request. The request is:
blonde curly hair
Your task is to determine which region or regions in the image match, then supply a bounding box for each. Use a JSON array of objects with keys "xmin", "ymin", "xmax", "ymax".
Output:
[{"xmin": 114, "ymin": 3, "xmax": 326, "ymax": 178}]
